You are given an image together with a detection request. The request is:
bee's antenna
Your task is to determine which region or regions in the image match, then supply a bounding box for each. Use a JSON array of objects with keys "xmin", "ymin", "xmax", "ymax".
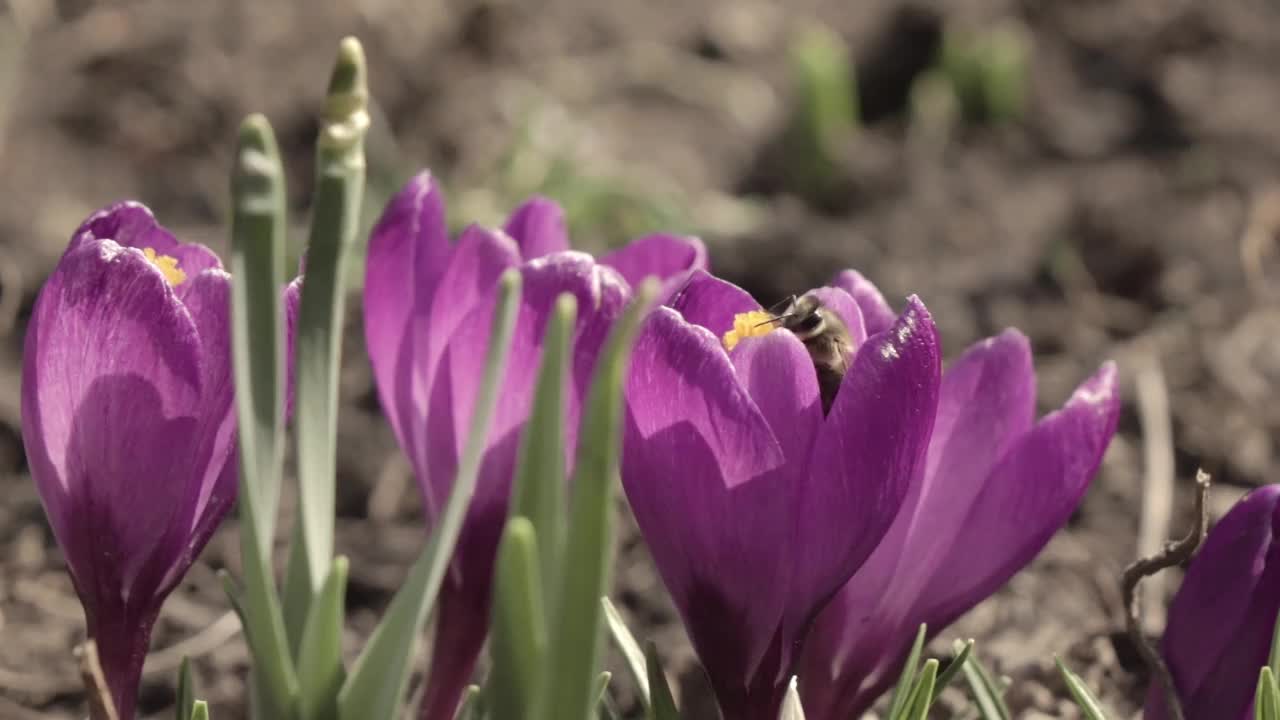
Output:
[{"xmin": 754, "ymin": 314, "xmax": 791, "ymax": 328}]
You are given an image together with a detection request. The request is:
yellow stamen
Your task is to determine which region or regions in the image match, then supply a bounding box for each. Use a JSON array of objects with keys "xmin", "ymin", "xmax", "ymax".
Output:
[
  {"xmin": 722, "ymin": 310, "xmax": 777, "ymax": 351},
  {"xmin": 142, "ymin": 247, "xmax": 187, "ymax": 286}
]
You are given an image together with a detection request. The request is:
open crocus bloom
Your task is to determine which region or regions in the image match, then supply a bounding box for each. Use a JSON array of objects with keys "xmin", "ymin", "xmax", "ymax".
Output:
[
  {"xmin": 362, "ymin": 171, "xmax": 706, "ymax": 719},
  {"xmin": 1145, "ymin": 485, "xmax": 1280, "ymax": 720},
  {"xmin": 798, "ymin": 272, "xmax": 1120, "ymax": 719},
  {"xmin": 21, "ymin": 203, "xmax": 237, "ymax": 719},
  {"xmin": 620, "ymin": 270, "xmax": 943, "ymax": 719}
]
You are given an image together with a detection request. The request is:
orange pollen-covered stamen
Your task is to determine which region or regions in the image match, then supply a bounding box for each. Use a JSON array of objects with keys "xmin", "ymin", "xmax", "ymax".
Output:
[
  {"xmin": 722, "ymin": 310, "xmax": 778, "ymax": 351},
  {"xmin": 142, "ymin": 247, "xmax": 187, "ymax": 286}
]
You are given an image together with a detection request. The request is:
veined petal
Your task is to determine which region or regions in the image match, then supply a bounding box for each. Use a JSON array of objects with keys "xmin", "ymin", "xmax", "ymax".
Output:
[
  {"xmin": 503, "ymin": 196, "xmax": 570, "ymax": 260},
  {"xmin": 72, "ymin": 202, "xmax": 222, "ymax": 278},
  {"xmin": 600, "ymin": 233, "xmax": 708, "ymax": 289},
  {"xmin": 791, "ymin": 297, "xmax": 941, "ymax": 637},
  {"xmin": 364, "ymin": 172, "xmax": 448, "ymax": 460},
  {"xmin": 667, "ymin": 270, "xmax": 759, "ymax": 338},
  {"xmin": 729, "ymin": 330, "xmax": 822, "ymax": 478},
  {"xmin": 830, "ymin": 269, "xmax": 895, "ymax": 337},
  {"xmin": 1146, "ymin": 485, "xmax": 1280, "ymax": 720},
  {"xmin": 915, "ymin": 362, "xmax": 1119, "ymax": 627},
  {"xmin": 22, "ymin": 239, "xmax": 206, "ymax": 609},
  {"xmin": 799, "ymin": 329, "xmax": 1036, "ymax": 718},
  {"xmin": 622, "ymin": 307, "xmax": 791, "ymax": 697}
]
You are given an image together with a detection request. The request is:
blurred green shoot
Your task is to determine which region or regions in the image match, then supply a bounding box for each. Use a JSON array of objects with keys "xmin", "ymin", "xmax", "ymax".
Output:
[
  {"xmin": 958, "ymin": 642, "xmax": 1011, "ymax": 720},
  {"xmin": 1258, "ymin": 605, "xmax": 1280, "ymax": 720},
  {"xmin": 287, "ymin": 35, "xmax": 370, "ymax": 641},
  {"xmin": 781, "ymin": 21, "xmax": 858, "ymax": 204},
  {"xmin": 884, "ymin": 626, "xmax": 970, "ymax": 720},
  {"xmin": 939, "ymin": 20, "xmax": 1030, "ymax": 125},
  {"xmin": 1055, "ymin": 657, "xmax": 1109, "ymax": 720},
  {"xmin": 779, "ymin": 677, "xmax": 805, "ymax": 720},
  {"xmin": 907, "ymin": 69, "xmax": 961, "ymax": 152}
]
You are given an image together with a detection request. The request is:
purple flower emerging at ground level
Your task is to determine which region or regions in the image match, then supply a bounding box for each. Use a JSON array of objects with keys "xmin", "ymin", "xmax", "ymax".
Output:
[
  {"xmin": 621, "ymin": 270, "xmax": 943, "ymax": 719},
  {"xmin": 22, "ymin": 203, "xmax": 238, "ymax": 719},
  {"xmin": 1145, "ymin": 485, "xmax": 1280, "ymax": 720},
  {"xmin": 362, "ymin": 171, "xmax": 706, "ymax": 720},
  {"xmin": 798, "ymin": 272, "xmax": 1119, "ymax": 717}
]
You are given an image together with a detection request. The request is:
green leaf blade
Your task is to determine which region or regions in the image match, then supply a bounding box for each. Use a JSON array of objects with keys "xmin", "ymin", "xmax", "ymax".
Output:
[
  {"xmin": 538, "ymin": 280, "xmax": 656, "ymax": 720},
  {"xmin": 488, "ymin": 517, "xmax": 548, "ymax": 720},
  {"xmin": 296, "ymin": 556, "xmax": 350, "ymax": 720}
]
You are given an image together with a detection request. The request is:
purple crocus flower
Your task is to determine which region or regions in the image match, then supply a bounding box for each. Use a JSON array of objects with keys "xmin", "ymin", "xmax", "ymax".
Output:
[
  {"xmin": 797, "ymin": 269, "xmax": 1119, "ymax": 719},
  {"xmin": 363, "ymin": 171, "xmax": 706, "ymax": 720},
  {"xmin": 21, "ymin": 203, "xmax": 237, "ymax": 719},
  {"xmin": 1145, "ymin": 484, "xmax": 1280, "ymax": 720},
  {"xmin": 620, "ymin": 270, "xmax": 943, "ymax": 719}
]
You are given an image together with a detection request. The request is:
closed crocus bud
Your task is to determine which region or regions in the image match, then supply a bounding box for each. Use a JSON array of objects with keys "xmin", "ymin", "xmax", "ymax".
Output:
[
  {"xmin": 363, "ymin": 171, "xmax": 706, "ymax": 720},
  {"xmin": 620, "ymin": 270, "xmax": 942, "ymax": 719},
  {"xmin": 21, "ymin": 203, "xmax": 237, "ymax": 719},
  {"xmin": 1145, "ymin": 485, "xmax": 1280, "ymax": 720},
  {"xmin": 798, "ymin": 270, "xmax": 1120, "ymax": 720}
]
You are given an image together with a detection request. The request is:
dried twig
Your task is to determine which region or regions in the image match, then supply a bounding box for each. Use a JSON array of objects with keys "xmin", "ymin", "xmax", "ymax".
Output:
[
  {"xmin": 76, "ymin": 640, "xmax": 120, "ymax": 720},
  {"xmin": 1122, "ymin": 470, "xmax": 1212, "ymax": 720},
  {"xmin": 1135, "ymin": 355, "xmax": 1175, "ymax": 634}
]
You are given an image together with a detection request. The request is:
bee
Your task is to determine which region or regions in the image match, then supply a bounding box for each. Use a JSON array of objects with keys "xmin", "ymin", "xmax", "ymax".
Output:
[{"xmin": 764, "ymin": 293, "xmax": 855, "ymax": 414}]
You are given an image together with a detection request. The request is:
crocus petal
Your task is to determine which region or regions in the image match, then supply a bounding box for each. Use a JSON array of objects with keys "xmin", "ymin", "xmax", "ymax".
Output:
[
  {"xmin": 71, "ymin": 202, "xmax": 222, "ymax": 277},
  {"xmin": 915, "ymin": 362, "xmax": 1119, "ymax": 626},
  {"xmin": 600, "ymin": 233, "xmax": 708, "ymax": 289},
  {"xmin": 729, "ymin": 330, "xmax": 822, "ymax": 479},
  {"xmin": 1146, "ymin": 485, "xmax": 1280, "ymax": 720},
  {"xmin": 830, "ymin": 269, "xmax": 896, "ymax": 337},
  {"xmin": 364, "ymin": 172, "xmax": 449, "ymax": 463},
  {"xmin": 21, "ymin": 239, "xmax": 212, "ymax": 719},
  {"xmin": 666, "ymin": 270, "xmax": 759, "ymax": 338},
  {"xmin": 799, "ymin": 329, "xmax": 1036, "ymax": 718},
  {"xmin": 503, "ymin": 196, "xmax": 570, "ymax": 260},
  {"xmin": 805, "ymin": 286, "xmax": 867, "ymax": 346},
  {"xmin": 622, "ymin": 307, "xmax": 792, "ymax": 700},
  {"xmin": 790, "ymin": 297, "xmax": 941, "ymax": 637}
]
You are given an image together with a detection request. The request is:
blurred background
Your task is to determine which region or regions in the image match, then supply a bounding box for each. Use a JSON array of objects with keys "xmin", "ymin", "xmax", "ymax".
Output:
[{"xmin": 3, "ymin": 0, "xmax": 1280, "ymax": 717}]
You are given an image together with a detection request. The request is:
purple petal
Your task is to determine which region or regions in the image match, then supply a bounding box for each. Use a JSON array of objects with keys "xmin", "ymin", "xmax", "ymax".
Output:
[
  {"xmin": 729, "ymin": 330, "xmax": 823, "ymax": 479},
  {"xmin": 622, "ymin": 307, "xmax": 792, "ymax": 695},
  {"xmin": 503, "ymin": 196, "xmax": 570, "ymax": 260},
  {"xmin": 799, "ymin": 329, "xmax": 1036, "ymax": 717},
  {"xmin": 790, "ymin": 297, "xmax": 941, "ymax": 637},
  {"xmin": 915, "ymin": 362, "xmax": 1119, "ymax": 626},
  {"xmin": 830, "ymin": 269, "xmax": 895, "ymax": 337},
  {"xmin": 364, "ymin": 172, "xmax": 449, "ymax": 462},
  {"xmin": 22, "ymin": 239, "xmax": 206, "ymax": 612},
  {"xmin": 1147, "ymin": 485, "xmax": 1280, "ymax": 720},
  {"xmin": 600, "ymin": 233, "xmax": 708, "ymax": 289},
  {"xmin": 805, "ymin": 286, "xmax": 867, "ymax": 346},
  {"xmin": 666, "ymin": 270, "xmax": 759, "ymax": 338},
  {"xmin": 72, "ymin": 202, "xmax": 222, "ymax": 277}
]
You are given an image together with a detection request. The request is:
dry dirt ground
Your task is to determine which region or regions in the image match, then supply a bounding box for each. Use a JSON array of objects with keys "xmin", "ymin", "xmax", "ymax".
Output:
[{"xmin": 3, "ymin": 0, "xmax": 1280, "ymax": 718}]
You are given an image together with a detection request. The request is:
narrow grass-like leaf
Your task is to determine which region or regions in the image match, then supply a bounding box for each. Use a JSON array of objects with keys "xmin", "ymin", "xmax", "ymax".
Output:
[
  {"xmin": 489, "ymin": 518, "xmax": 547, "ymax": 720},
  {"xmin": 931, "ymin": 639, "xmax": 973, "ymax": 702},
  {"xmin": 336, "ymin": 270, "xmax": 521, "ymax": 720},
  {"xmin": 1269, "ymin": 605, "xmax": 1280, "ymax": 678},
  {"xmin": 282, "ymin": 526, "xmax": 313, "ymax": 657},
  {"xmin": 455, "ymin": 685, "xmax": 483, "ymax": 720},
  {"xmin": 297, "ymin": 556, "xmax": 349, "ymax": 720},
  {"xmin": 1054, "ymin": 657, "xmax": 1107, "ymax": 720},
  {"xmin": 594, "ymin": 672, "xmax": 612, "ymax": 708},
  {"xmin": 959, "ymin": 644, "xmax": 1010, "ymax": 720},
  {"xmin": 902, "ymin": 659, "xmax": 938, "ymax": 720},
  {"xmin": 1258, "ymin": 667, "xmax": 1280, "ymax": 720},
  {"xmin": 190, "ymin": 701, "xmax": 210, "ymax": 720},
  {"xmin": 509, "ymin": 293, "xmax": 576, "ymax": 610},
  {"xmin": 175, "ymin": 657, "xmax": 195, "ymax": 720},
  {"xmin": 778, "ymin": 676, "xmax": 805, "ymax": 720},
  {"xmin": 291, "ymin": 35, "xmax": 371, "ymax": 599},
  {"xmin": 602, "ymin": 597, "xmax": 649, "ymax": 705},
  {"xmin": 539, "ymin": 279, "xmax": 656, "ymax": 720},
  {"xmin": 644, "ymin": 643, "xmax": 679, "ymax": 720},
  {"xmin": 230, "ymin": 113, "xmax": 298, "ymax": 718},
  {"xmin": 886, "ymin": 624, "xmax": 928, "ymax": 720}
]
